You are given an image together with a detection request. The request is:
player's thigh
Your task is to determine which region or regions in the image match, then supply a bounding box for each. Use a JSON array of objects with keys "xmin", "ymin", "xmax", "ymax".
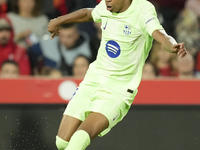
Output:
[
  {"xmin": 77, "ymin": 112, "xmax": 109, "ymax": 140},
  {"xmin": 58, "ymin": 84, "xmax": 94, "ymax": 141},
  {"xmin": 83, "ymin": 89, "xmax": 131, "ymax": 137},
  {"xmin": 57, "ymin": 115, "xmax": 82, "ymax": 142}
]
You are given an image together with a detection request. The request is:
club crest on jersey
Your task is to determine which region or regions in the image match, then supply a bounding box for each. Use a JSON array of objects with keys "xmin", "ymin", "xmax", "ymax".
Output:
[
  {"xmin": 106, "ymin": 40, "xmax": 121, "ymax": 58},
  {"xmin": 123, "ymin": 25, "xmax": 131, "ymax": 35}
]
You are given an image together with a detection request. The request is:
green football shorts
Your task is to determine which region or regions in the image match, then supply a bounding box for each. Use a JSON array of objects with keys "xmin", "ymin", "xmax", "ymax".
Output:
[{"xmin": 63, "ymin": 82, "xmax": 135, "ymax": 136}]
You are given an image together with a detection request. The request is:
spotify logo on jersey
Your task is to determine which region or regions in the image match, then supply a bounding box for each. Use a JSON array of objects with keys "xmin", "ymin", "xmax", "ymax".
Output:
[{"xmin": 106, "ymin": 40, "xmax": 121, "ymax": 58}]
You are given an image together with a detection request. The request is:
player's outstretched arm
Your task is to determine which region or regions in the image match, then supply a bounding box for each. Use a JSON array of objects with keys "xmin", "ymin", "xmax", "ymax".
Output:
[
  {"xmin": 152, "ymin": 30, "xmax": 187, "ymax": 58},
  {"xmin": 48, "ymin": 8, "xmax": 94, "ymax": 39}
]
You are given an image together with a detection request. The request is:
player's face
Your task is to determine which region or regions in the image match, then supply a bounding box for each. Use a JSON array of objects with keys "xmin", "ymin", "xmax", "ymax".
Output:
[
  {"xmin": 0, "ymin": 64, "xmax": 19, "ymax": 78},
  {"xmin": 105, "ymin": 0, "xmax": 132, "ymax": 13},
  {"xmin": 0, "ymin": 29, "xmax": 11, "ymax": 46}
]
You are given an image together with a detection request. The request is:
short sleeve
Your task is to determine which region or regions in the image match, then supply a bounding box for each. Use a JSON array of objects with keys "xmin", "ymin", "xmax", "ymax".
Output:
[
  {"xmin": 139, "ymin": 3, "xmax": 164, "ymax": 36},
  {"xmin": 91, "ymin": 0, "xmax": 105, "ymax": 23}
]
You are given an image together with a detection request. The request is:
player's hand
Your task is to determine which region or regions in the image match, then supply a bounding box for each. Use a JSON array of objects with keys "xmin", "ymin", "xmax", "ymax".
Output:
[
  {"xmin": 48, "ymin": 18, "xmax": 60, "ymax": 39},
  {"xmin": 172, "ymin": 43, "xmax": 187, "ymax": 58}
]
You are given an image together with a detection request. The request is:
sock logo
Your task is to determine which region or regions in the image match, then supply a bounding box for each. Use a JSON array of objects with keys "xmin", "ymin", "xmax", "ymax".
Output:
[{"xmin": 106, "ymin": 40, "xmax": 121, "ymax": 58}]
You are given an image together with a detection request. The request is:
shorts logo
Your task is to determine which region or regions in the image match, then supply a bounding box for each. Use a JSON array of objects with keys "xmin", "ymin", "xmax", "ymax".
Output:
[
  {"xmin": 123, "ymin": 25, "xmax": 131, "ymax": 35},
  {"xmin": 106, "ymin": 40, "xmax": 121, "ymax": 58}
]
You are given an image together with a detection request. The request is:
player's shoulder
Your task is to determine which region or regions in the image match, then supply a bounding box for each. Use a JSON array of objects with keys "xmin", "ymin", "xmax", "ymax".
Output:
[{"xmin": 93, "ymin": 0, "xmax": 107, "ymax": 13}]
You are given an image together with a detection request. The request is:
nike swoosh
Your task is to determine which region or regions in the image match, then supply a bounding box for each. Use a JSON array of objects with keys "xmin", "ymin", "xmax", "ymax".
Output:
[{"xmin": 103, "ymin": 20, "xmax": 108, "ymax": 30}]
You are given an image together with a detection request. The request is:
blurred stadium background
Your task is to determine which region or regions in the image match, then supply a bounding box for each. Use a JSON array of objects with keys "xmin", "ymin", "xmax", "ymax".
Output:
[{"xmin": 1, "ymin": 0, "xmax": 200, "ymax": 150}]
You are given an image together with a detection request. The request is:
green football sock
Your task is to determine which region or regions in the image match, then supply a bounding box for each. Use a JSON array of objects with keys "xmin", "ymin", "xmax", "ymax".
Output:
[
  {"xmin": 56, "ymin": 136, "xmax": 69, "ymax": 150},
  {"xmin": 65, "ymin": 130, "xmax": 91, "ymax": 150}
]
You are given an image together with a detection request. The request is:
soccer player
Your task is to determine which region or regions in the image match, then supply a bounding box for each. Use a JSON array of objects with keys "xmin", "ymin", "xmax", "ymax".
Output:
[{"xmin": 48, "ymin": 0, "xmax": 187, "ymax": 149}]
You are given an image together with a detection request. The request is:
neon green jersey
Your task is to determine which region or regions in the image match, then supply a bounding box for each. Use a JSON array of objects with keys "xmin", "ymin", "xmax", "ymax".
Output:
[{"xmin": 82, "ymin": 0, "xmax": 163, "ymax": 105}]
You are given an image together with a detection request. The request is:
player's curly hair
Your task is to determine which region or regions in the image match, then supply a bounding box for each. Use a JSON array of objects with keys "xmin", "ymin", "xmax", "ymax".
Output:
[{"xmin": 11, "ymin": 0, "xmax": 42, "ymax": 17}]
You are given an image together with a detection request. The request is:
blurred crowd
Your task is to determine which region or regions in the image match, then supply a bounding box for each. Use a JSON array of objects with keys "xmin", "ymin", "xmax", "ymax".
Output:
[{"xmin": 0, "ymin": 0, "xmax": 200, "ymax": 80}]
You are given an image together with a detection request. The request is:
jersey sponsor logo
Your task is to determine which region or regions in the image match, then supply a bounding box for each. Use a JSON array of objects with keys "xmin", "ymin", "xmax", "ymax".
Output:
[
  {"xmin": 106, "ymin": 40, "xmax": 121, "ymax": 58},
  {"xmin": 103, "ymin": 20, "xmax": 108, "ymax": 30},
  {"xmin": 123, "ymin": 25, "xmax": 131, "ymax": 35},
  {"xmin": 145, "ymin": 17, "xmax": 155, "ymax": 24}
]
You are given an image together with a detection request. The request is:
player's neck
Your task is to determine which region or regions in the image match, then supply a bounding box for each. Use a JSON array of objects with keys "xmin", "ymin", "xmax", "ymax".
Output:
[{"xmin": 119, "ymin": 0, "xmax": 132, "ymax": 13}]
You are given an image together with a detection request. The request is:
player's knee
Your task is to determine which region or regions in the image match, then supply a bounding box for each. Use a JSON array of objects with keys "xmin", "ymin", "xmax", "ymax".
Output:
[{"xmin": 55, "ymin": 136, "xmax": 69, "ymax": 150}]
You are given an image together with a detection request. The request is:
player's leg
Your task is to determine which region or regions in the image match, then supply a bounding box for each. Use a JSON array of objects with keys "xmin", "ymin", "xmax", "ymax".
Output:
[
  {"xmin": 57, "ymin": 115, "xmax": 82, "ymax": 141},
  {"xmin": 56, "ymin": 115, "xmax": 82, "ymax": 150},
  {"xmin": 77, "ymin": 112, "xmax": 109, "ymax": 140},
  {"xmin": 56, "ymin": 83, "xmax": 94, "ymax": 150},
  {"xmin": 65, "ymin": 112, "xmax": 109, "ymax": 150},
  {"xmin": 64, "ymin": 88, "xmax": 135, "ymax": 150}
]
